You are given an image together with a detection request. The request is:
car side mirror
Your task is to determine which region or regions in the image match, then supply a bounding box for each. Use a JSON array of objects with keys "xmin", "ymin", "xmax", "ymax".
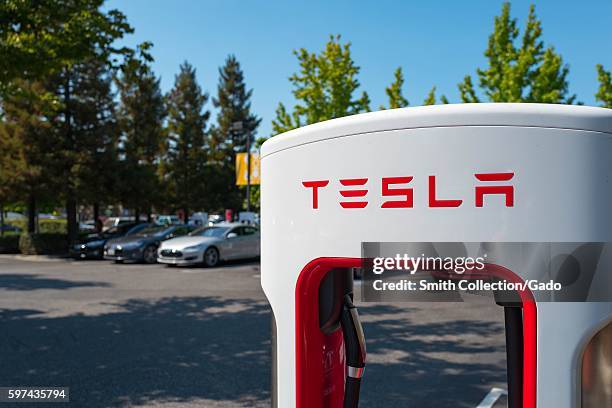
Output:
[{"xmin": 227, "ymin": 232, "xmax": 238, "ymax": 239}]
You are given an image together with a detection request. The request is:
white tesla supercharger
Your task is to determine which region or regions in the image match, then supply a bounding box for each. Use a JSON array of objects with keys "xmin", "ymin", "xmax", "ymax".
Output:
[{"xmin": 260, "ymin": 104, "xmax": 612, "ymax": 408}]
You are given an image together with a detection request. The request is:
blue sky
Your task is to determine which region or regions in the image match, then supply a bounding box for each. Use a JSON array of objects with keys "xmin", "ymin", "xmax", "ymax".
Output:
[{"xmin": 106, "ymin": 0, "xmax": 612, "ymax": 139}]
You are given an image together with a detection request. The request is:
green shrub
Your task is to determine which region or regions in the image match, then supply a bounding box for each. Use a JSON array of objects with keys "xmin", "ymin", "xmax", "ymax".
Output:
[
  {"xmin": 19, "ymin": 233, "xmax": 68, "ymax": 255},
  {"xmin": 0, "ymin": 235, "xmax": 20, "ymax": 254},
  {"xmin": 4, "ymin": 218, "xmax": 67, "ymax": 234}
]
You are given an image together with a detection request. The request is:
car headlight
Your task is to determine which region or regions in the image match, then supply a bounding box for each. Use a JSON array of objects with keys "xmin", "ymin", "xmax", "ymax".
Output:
[{"xmin": 184, "ymin": 244, "xmax": 205, "ymax": 252}]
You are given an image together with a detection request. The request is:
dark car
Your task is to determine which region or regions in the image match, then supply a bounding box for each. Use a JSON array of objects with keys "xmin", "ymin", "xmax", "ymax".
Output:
[
  {"xmin": 70, "ymin": 222, "xmax": 150, "ymax": 260},
  {"xmin": 104, "ymin": 224, "xmax": 194, "ymax": 264}
]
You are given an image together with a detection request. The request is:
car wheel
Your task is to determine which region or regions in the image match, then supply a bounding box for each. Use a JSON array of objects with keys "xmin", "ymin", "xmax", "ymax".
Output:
[
  {"xmin": 115, "ymin": 260, "xmax": 124, "ymax": 264},
  {"xmin": 203, "ymin": 247, "xmax": 219, "ymax": 267},
  {"xmin": 143, "ymin": 245, "xmax": 158, "ymax": 264}
]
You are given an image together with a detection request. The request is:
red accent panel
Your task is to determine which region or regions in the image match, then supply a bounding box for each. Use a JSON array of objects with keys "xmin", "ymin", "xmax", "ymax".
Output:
[
  {"xmin": 296, "ymin": 258, "xmax": 537, "ymax": 408},
  {"xmin": 382, "ymin": 176, "xmax": 414, "ymax": 208},
  {"xmin": 302, "ymin": 180, "xmax": 329, "ymax": 209},
  {"xmin": 296, "ymin": 258, "xmax": 361, "ymax": 408},
  {"xmin": 428, "ymin": 176, "xmax": 463, "ymax": 207},
  {"xmin": 340, "ymin": 178, "xmax": 368, "ymax": 186}
]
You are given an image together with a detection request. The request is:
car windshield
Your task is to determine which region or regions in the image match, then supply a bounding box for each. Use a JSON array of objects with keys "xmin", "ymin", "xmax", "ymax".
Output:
[
  {"xmin": 190, "ymin": 227, "xmax": 230, "ymax": 238},
  {"xmin": 135, "ymin": 226, "xmax": 169, "ymax": 237}
]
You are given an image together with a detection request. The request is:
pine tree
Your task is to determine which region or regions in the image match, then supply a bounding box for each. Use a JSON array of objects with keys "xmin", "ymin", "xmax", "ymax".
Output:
[
  {"xmin": 164, "ymin": 62, "xmax": 210, "ymax": 222},
  {"xmin": 272, "ymin": 35, "xmax": 370, "ymax": 135},
  {"xmin": 210, "ymin": 55, "xmax": 261, "ymax": 211},
  {"xmin": 423, "ymin": 86, "xmax": 437, "ymax": 105},
  {"xmin": 458, "ymin": 3, "xmax": 575, "ymax": 104},
  {"xmin": 0, "ymin": 81, "xmax": 54, "ymax": 232},
  {"xmin": 45, "ymin": 58, "xmax": 119, "ymax": 241},
  {"xmin": 116, "ymin": 43, "xmax": 166, "ymax": 221},
  {"xmin": 381, "ymin": 67, "xmax": 409, "ymax": 109},
  {"xmin": 595, "ymin": 64, "xmax": 612, "ymax": 108}
]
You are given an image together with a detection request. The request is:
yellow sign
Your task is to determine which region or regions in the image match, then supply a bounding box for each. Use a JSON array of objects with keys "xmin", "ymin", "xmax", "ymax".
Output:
[{"xmin": 236, "ymin": 153, "xmax": 260, "ymax": 185}]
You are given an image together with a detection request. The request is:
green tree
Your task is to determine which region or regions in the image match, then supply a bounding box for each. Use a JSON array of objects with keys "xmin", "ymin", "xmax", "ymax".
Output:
[
  {"xmin": 458, "ymin": 3, "xmax": 575, "ymax": 104},
  {"xmin": 595, "ymin": 64, "xmax": 612, "ymax": 108},
  {"xmin": 1, "ymin": 0, "xmax": 133, "ymax": 243},
  {"xmin": 115, "ymin": 43, "xmax": 166, "ymax": 221},
  {"xmin": 0, "ymin": 81, "xmax": 55, "ymax": 232},
  {"xmin": 45, "ymin": 58, "xmax": 119, "ymax": 241},
  {"xmin": 163, "ymin": 62, "xmax": 210, "ymax": 222},
  {"xmin": 381, "ymin": 67, "xmax": 409, "ymax": 109},
  {"xmin": 0, "ymin": 0, "xmax": 132, "ymax": 97},
  {"xmin": 272, "ymin": 35, "xmax": 370, "ymax": 134},
  {"xmin": 210, "ymin": 55, "xmax": 261, "ymax": 211},
  {"xmin": 423, "ymin": 86, "xmax": 437, "ymax": 105}
]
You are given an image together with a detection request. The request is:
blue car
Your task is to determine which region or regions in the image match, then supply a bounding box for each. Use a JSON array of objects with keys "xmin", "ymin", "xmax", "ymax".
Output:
[
  {"xmin": 70, "ymin": 222, "xmax": 150, "ymax": 260},
  {"xmin": 104, "ymin": 224, "xmax": 194, "ymax": 264}
]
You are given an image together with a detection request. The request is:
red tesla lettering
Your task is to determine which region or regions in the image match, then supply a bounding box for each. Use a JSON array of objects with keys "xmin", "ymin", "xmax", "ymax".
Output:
[
  {"xmin": 381, "ymin": 177, "xmax": 413, "ymax": 208},
  {"xmin": 475, "ymin": 172, "xmax": 515, "ymax": 207},
  {"xmin": 339, "ymin": 178, "xmax": 368, "ymax": 209},
  {"xmin": 428, "ymin": 176, "xmax": 462, "ymax": 208},
  {"xmin": 302, "ymin": 171, "xmax": 515, "ymax": 210},
  {"xmin": 302, "ymin": 180, "xmax": 329, "ymax": 209}
]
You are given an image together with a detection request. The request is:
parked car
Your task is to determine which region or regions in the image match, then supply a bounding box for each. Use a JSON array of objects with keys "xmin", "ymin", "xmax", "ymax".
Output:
[
  {"xmin": 188, "ymin": 212, "xmax": 208, "ymax": 227},
  {"xmin": 157, "ymin": 222, "xmax": 260, "ymax": 267},
  {"xmin": 104, "ymin": 224, "xmax": 194, "ymax": 264},
  {"xmin": 207, "ymin": 214, "xmax": 223, "ymax": 226},
  {"xmin": 103, "ymin": 217, "xmax": 136, "ymax": 231},
  {"xmin": 155, "ymin": 215, "xmax": 180, "ymax": 226},
  {"xmin": 79, "ymin": 220, "xmax": 97, "ymax": 232},
  {"xmin": 70, "ymin": 222, "xmax": 150, "ymax": 260}
]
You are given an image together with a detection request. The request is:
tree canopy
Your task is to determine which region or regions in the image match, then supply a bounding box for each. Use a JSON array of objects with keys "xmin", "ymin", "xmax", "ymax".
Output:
[
  {"xmin": 272, "ymin": 35, "xmax": 370, "ymax": 135},
  {"xmin": 458, "ymin": 2, "xmax": 575, "ymax": 104}
]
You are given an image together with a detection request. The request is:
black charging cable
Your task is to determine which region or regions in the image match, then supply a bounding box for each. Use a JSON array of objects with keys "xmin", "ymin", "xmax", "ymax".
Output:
[{"xmin": 340, "ymin": 294, "xmax": 366, "ymax": 408}]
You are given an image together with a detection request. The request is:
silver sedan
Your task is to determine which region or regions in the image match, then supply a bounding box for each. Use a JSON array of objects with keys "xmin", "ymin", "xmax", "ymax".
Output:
[{"xmin": 157, "ymin": 223, "xmax": 260, "ymax": 267}]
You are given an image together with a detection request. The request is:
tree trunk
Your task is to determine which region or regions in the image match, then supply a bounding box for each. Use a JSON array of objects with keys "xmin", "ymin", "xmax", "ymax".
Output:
[
  {"xmin": 93, "ymin": 202, "xmax": 100, "ymax": 224},
  {"xmin": 146, "ymin": 208, "xmax": 152, "ymax": 223},
  {"xmin": 63, "ymin": 67, "xmax": 78, "ymax": 244},
  {"xmin": 93, "ymin": 202, "xmax": 101, "ymax": 232},
  {"xmin": 0, "ymin": 202, "xmax": 4, "ymax": 237},
  {"xmin": 27, "ymin": 194, "xmax": 36, "ymax": 233},
  {"xmin": 134, "ymin": 208, "xmax": 140, "ymax": 222},
  {"xmin": 66, "ymin": 197, "xmax": 78, "ymax": 244},
  {"xmin": 183, "ymin": 207, "xmax": 189, "ymax": 224}
]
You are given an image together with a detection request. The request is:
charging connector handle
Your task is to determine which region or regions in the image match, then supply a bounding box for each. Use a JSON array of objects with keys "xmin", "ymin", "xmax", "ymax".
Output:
[{"xmin": 341, "ymin": 294, "xmax": 366, "ymax": 408}]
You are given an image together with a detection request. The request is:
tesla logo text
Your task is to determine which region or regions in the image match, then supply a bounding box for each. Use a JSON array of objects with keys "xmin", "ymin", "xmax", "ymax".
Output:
[{"xmin": 302, "ymin": 172, "xmax": 515, "ymax": 209}]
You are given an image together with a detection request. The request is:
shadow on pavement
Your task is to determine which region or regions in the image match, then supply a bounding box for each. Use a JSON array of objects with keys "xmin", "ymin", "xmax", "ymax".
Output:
[
  {"xmin": 0, "ymin": 274, "xmax": 111, "ymax": 291},
  {"xmin": 0, "ymin": 296, "xmax": 504, "ymax": 407},
  {"xmin": 359, "ymin": 303, "xmax": 506, "ymax": 408},
  {"xmin": 0, "ymin": 296, "xmax": 271, "ymax": 407}
]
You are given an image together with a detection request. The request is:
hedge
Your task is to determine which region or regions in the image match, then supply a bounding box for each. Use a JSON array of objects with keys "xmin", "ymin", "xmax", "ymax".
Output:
[
  {"xmin": 4, "ymin": 219, "xmax": 67, "ymax": 234},
  {"xmin": 0, "ymin": 235, "xmax": 20, "ymax": 254},
  {"xmin": 19, "ymin": 233, "xmax": 69, "ymax": 255}
]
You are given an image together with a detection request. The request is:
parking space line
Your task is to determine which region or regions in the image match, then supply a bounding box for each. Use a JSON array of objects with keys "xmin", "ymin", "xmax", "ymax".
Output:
[{"xmin": 476, "ymin": 387, "xmax": 507, "ymax": 408}]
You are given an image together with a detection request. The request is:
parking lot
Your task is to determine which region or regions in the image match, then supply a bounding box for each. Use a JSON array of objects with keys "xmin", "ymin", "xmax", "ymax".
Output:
[{"xmin": 0, "ymin": 256, "xmax": 507, "ymax": 407}]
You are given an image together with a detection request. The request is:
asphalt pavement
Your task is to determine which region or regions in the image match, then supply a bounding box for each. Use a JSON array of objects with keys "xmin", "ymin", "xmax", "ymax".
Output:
[{"xmin": 0, "ymin": 256, "xmax": 507, "ymax": 407}]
